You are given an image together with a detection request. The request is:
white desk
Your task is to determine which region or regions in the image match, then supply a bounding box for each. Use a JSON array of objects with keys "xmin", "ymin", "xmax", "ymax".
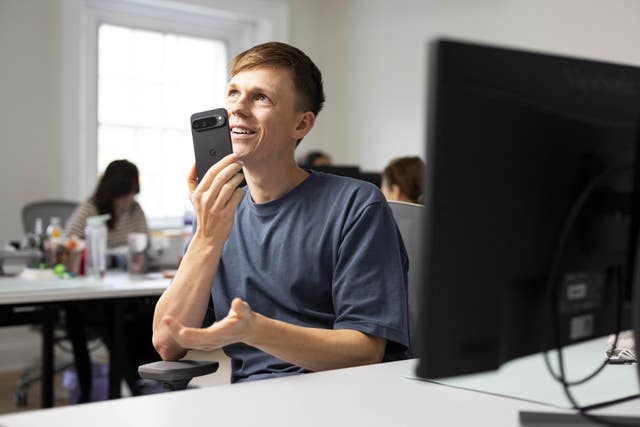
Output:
[
  {"xmin": 0, "ymin": 359, "xmax": 638, "ymax": 427},
  {"xmin": 0, "ymin": 273, "xmax": 170, "ymax": 407},
  {"xmin": 422, "ymin": 337, "xmax": 640, "ymax": 409},
  {"xmin": 0, "ymin": 272, "xmax": 169, "ymax": 304}
]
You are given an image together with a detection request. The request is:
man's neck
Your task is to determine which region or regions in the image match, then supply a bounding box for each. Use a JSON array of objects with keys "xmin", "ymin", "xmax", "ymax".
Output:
[{"xmin": 243, "ymin": 157, "xmax": 309, "ymax": 204}]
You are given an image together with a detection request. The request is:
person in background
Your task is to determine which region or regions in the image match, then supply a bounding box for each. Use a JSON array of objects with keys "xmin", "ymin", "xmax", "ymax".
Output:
[
  {"xmin": 298, "ymin": 150, "xmax": 332, "ymax": 169},
  {"xmin": 66, "ymin": 159, "xmax": 148, "ymax": 247},
  {"xmin": 65, "ymin": 159, "xmax": 157, "ymax": 402},
  {"xmin": 381, "ymin": 156, "xmax": 425, "ymax": 204}
]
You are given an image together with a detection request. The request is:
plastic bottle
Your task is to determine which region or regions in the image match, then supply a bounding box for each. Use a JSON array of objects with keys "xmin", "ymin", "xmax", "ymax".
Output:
[
  {"xmin": 34, "ymin": 217, "xmax": 44, "ymax": 244},
  {"xmin": 24, "ymin": 217, "xmax": 44, "ymax": 250},
  {"xmin": 35, "ymin": 217, "xmax": 48, "ymax": 266},
  {"xmin": 85, "ymin": 214, "xmax": 110, "ymax": 279},
  {"xmin": 46, "ymin": 217, "xmax": 62, "ymax": 241}
]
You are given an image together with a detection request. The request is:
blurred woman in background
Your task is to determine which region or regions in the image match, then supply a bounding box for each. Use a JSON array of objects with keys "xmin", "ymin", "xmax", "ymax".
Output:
[
  {"xmin": 66, "ymin": 159, "xmax": 148, "ymax": 247},
  {"xmin": 64, "ymin": 159, "xmax": 156, "ymax": 402},
  {"xmin": 381, "ymin": 156, "xmax": 424, "ymax": 204}
]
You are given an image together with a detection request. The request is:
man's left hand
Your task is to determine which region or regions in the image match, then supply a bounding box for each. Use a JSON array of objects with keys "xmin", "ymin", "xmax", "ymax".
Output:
[{"xmin": 162, "ymin": 297, "xmax": 255, "ymax": 352}]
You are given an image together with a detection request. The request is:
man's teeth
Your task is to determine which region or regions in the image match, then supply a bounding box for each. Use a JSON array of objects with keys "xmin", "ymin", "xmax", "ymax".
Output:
[{"xmin": 232, "ymin": 127, "xmax": 254, "ymax": 134}]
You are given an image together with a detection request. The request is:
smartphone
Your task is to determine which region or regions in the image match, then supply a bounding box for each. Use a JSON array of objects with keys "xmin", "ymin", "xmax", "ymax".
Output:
[{"xmin": 191, "ymin": 108, "xmax": 233, "ymax": 182}]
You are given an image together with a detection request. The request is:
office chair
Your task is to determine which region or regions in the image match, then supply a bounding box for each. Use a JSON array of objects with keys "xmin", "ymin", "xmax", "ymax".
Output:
[
  {"xmin": 139, "ymin": 201, "xmax": 423, "ymax": 389},
  {"xmin": 138, "ymin": 297, "xmax": 219, "ymax": 391},
  {"xmin": 387, "ymin": 201, "xmax": 424, "ymax": 354},
  {"xmin": 15, "ymin": 199, "xmax": 82, "ymax": 406},
  {"xmin": 22, "ymin": 199, "xmax": 79, "ymax": 234}
]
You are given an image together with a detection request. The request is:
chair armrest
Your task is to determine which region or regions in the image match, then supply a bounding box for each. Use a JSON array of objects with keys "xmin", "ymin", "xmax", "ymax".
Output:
[{"xmin": 138, "ymin": 360, "xmax": 219, "ymax": 391}]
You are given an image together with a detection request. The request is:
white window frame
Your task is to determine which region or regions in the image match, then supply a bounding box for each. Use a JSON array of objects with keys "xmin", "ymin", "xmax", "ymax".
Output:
[{"xmin": 60, "ymin": 0, "xmax": 289, "ymax": 224}]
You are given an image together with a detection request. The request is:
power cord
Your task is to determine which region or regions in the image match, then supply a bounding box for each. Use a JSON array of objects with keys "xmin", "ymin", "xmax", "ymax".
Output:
[{"xmin": 541, "ymin": 164, "xmax": 638, "ymax": 427}]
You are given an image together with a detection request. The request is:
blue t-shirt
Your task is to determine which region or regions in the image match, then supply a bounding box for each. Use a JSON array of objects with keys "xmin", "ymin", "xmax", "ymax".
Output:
[{"xmin": 212, "ymin": 171, "xmax": 409, "ymax": 382}]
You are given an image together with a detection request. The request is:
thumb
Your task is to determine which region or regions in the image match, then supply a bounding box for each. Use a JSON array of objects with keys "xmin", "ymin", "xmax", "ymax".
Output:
[
  {"xmin": 230, "ymin": 297, "xmax": 250, "ymax": 315},
  {"xmin": 187, "ymin": 163, "xmax": 198, "ymax": 192}
]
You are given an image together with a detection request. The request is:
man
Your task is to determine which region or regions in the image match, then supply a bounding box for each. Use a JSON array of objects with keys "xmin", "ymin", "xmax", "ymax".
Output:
[{"xmin": 152, "ymin": 42, "xmax": 409, "ymax": 383}]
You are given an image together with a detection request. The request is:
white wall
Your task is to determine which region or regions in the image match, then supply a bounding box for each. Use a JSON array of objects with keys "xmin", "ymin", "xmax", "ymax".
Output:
[
  {"xmin": 303, "ymin": 0, "xmax": 640, "ymax": 172},
  {"xmin": 2, "ymin": 0, "xmax": 640, "ymax": 243},
  {"xmin": 0, "ymin": 0, "xmax": 64, "ymax": 243}
]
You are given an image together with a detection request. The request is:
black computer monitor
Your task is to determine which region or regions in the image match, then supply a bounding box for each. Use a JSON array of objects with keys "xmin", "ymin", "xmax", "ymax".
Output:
[
  {"xmin": 310, "ymin": 165, "xmax": 361, "ymax": 179},
  {"xmin": 416, "ymin": 39, "xmax": 640, "ymax": 386},
  {"xmin": 310, "ymin": 165, "xmax": 382, "ymax": 187}
]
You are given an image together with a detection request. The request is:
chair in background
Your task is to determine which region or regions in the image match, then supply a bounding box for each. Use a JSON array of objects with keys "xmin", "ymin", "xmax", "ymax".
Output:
[
  {"xmin": 387, "ymin": 200, "xmax": 424, "ymax": 355},
  {"xmin": 15, "ymin": 199, "xmax": 81, "ymax": 406},
  {"xmin": 22, "ymin": 199, "xmax": 78, "ymax": 234}
]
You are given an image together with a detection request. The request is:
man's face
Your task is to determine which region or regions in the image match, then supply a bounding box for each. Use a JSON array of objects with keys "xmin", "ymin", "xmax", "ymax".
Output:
[{"xmin": 225, "ymin": 66, "xmax": 303, "ymax": 164}]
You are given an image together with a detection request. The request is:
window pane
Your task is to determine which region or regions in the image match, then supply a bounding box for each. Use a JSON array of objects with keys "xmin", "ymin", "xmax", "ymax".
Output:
[{"xmin": 97, "ymin": 23, "xmax": 227, "ymax": 222}]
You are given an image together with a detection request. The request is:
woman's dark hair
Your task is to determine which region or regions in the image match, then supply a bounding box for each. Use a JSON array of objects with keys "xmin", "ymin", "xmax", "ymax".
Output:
[
  {"xmin": 382, "ymin": 156, "xmax": 424, "ymax": 204},
  {"xmin": 92, "ymin": 160, "xmax": 140, "ymax": 229}
]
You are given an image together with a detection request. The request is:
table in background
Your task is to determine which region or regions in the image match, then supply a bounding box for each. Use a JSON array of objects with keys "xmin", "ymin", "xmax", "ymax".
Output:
[{"xmin": 0, "ymin": 273, "xmax": 169, "ymax": 407}]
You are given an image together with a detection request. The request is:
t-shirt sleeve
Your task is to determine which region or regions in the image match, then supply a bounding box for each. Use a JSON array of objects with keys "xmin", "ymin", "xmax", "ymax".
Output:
[
  {"xmin": 332, "ymin": 200, "xmax": 410, "ymax": 356},
  {"xmin": 132, "ymin": 202, "xmax": 149, "ymax": 236}
]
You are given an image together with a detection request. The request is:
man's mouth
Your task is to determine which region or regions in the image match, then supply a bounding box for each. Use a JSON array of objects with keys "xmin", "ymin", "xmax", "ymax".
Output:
[{"xmin": 231, "ymin": 127, "xmax": 256, "ymax": 135}]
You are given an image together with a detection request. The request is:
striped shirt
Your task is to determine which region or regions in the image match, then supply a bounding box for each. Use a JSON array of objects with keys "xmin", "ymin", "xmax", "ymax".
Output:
[{"xmin": 65, "ymin": 199, "xmax": 149, "ymax": 248}]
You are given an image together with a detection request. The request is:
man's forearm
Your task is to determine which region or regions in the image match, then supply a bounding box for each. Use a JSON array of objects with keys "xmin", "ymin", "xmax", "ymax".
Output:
[
  {"xmin": 152, "ymin": 234, "xmax": 223, "ymax": 360},
  {"xmin": 246, "ymin": 314, "xmax": 386, "ymax": 372}
]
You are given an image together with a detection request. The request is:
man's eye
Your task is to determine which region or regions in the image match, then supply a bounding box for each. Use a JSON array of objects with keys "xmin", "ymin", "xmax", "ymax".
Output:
[
  {"xmin": 256, "ymin": 94, "xmax": 270, "ymax": 102},
  {"xmin": 228, "ymin": 90, "xmax": 238, "ymax": 98}
]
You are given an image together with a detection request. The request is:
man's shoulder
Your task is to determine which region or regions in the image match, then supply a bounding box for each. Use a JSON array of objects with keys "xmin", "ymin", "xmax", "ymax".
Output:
[
  {"xmin": 308, "ymin": 171, "xmax": 385, "ymax": 205},
  {"xmin": 131, "ymin": 200, "xmax": 144, "ymax": 211}
]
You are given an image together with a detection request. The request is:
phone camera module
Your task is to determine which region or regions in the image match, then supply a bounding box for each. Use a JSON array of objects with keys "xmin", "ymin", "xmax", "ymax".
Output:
[{"xmin": 193, "ymin": 114, "xmax": 223, "ymax": 131}]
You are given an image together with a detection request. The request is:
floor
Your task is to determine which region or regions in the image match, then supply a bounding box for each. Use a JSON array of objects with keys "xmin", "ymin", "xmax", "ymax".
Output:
[
  {"xmin": 0, "ymin": 348, "xmax": 231, "ymax": 416},
  {"xmin": 0, "ymin": 368, "xmax": 73, "ymax": 414}
]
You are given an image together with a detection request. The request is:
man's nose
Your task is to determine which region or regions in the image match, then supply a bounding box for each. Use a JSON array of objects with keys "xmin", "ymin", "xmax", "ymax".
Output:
[{"xmin": 229, "ymin": 94, "xmax": 250, "ymax": 118}]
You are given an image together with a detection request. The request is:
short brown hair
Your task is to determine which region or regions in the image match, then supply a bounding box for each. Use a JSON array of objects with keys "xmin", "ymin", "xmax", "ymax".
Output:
[
  {"xmin": 382, "ymin": 157, "xmax": 425, "ymax": 204},
  {"xmin": 229, "ymin": 42, "xmax": 325, "ymax": 117}
]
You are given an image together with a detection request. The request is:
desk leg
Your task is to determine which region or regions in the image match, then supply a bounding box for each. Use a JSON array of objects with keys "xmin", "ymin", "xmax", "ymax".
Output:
[
  {"xmin": 107, "ymin": 300, "xmax": 124, "ymax": 399},
  {"xmin": 41, "ymin": 308, "xmax": 54, "ymax": 408},
  {"xmin": 65, "ymin": 305, "xmax": 92, "ymax": 403}
]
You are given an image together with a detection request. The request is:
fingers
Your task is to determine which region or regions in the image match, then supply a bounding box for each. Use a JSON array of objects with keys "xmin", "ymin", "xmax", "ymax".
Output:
[
  {"xmin": 194, "ymin": 162, "xmax": 243, "ymax": 205},
  {"xmin": 231, "ymin": 297, "xmax": 249, "ymax": 313},
  {"xmin": 213, "ymin": 173, "xmax": 245, "ymax": 210},
  {"xmin": 187, "ymin": 164, "xmax": 197, "ymax": 193},
  {"xmin": 162, "ymin": 315, "xmax": 184, "ymax": 339},
  {"xmin": 163, "ymin": 315, "xmax": 222, "ymax": 351},
  {"xmin": 197, "ymin": 153, "xmax": 241, "ymax": 190},
  {"xmin": 228, "ymin": 188, "xmax": 245, "ymax": 211}
]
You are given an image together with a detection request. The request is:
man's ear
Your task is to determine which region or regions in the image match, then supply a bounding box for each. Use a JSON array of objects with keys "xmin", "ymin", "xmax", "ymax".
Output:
[{"xmin": 292, "ymin": 112, "xmax": 316, "ymax": 140}]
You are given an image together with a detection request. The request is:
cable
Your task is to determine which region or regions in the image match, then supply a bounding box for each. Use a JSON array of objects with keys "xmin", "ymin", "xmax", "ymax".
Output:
[
  {"xmin": 542, "ymin": 267, "xmax": 623, "ymax": 387},
  {"xmin": 542, "ymin": 165, "xmax": 629, "ymax": 383},
  {"xmin": 540, "ymin": 164, "xmax": 638, "ymax": 427}
]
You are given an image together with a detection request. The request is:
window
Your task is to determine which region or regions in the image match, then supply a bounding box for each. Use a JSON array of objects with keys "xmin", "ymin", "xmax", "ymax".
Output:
[
  {"xmin": 60, "ymin": 0, "xmax": 289, "ymax": 226},
  {"xmin": 97, "ymin": 24, "xmax": 227, "ymax": 223}
]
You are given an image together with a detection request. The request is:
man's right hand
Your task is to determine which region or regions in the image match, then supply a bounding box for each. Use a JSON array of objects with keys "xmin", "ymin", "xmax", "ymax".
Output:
[
  {"xmin": 188, "ymin": 154, "xmax": 245, "ymax": 242},
  {"xmin": 152, "ymin": 154, "xmax": 244, "ymax": 361}
]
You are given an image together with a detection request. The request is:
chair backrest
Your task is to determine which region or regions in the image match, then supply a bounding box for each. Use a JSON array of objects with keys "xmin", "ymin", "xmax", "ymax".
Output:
[
  {"xmin": 22, "ymin": 199, "xmax": 79, "ymax": 234},
  {"xmin": 387, "ymin": 201, "xmax": 424, "ymax": 353}
]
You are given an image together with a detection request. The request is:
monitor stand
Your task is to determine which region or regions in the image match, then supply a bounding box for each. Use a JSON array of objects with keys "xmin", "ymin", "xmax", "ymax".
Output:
[{"xmin": 520, "ymin": 410, "xmax": 640, "ymax": 426}]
